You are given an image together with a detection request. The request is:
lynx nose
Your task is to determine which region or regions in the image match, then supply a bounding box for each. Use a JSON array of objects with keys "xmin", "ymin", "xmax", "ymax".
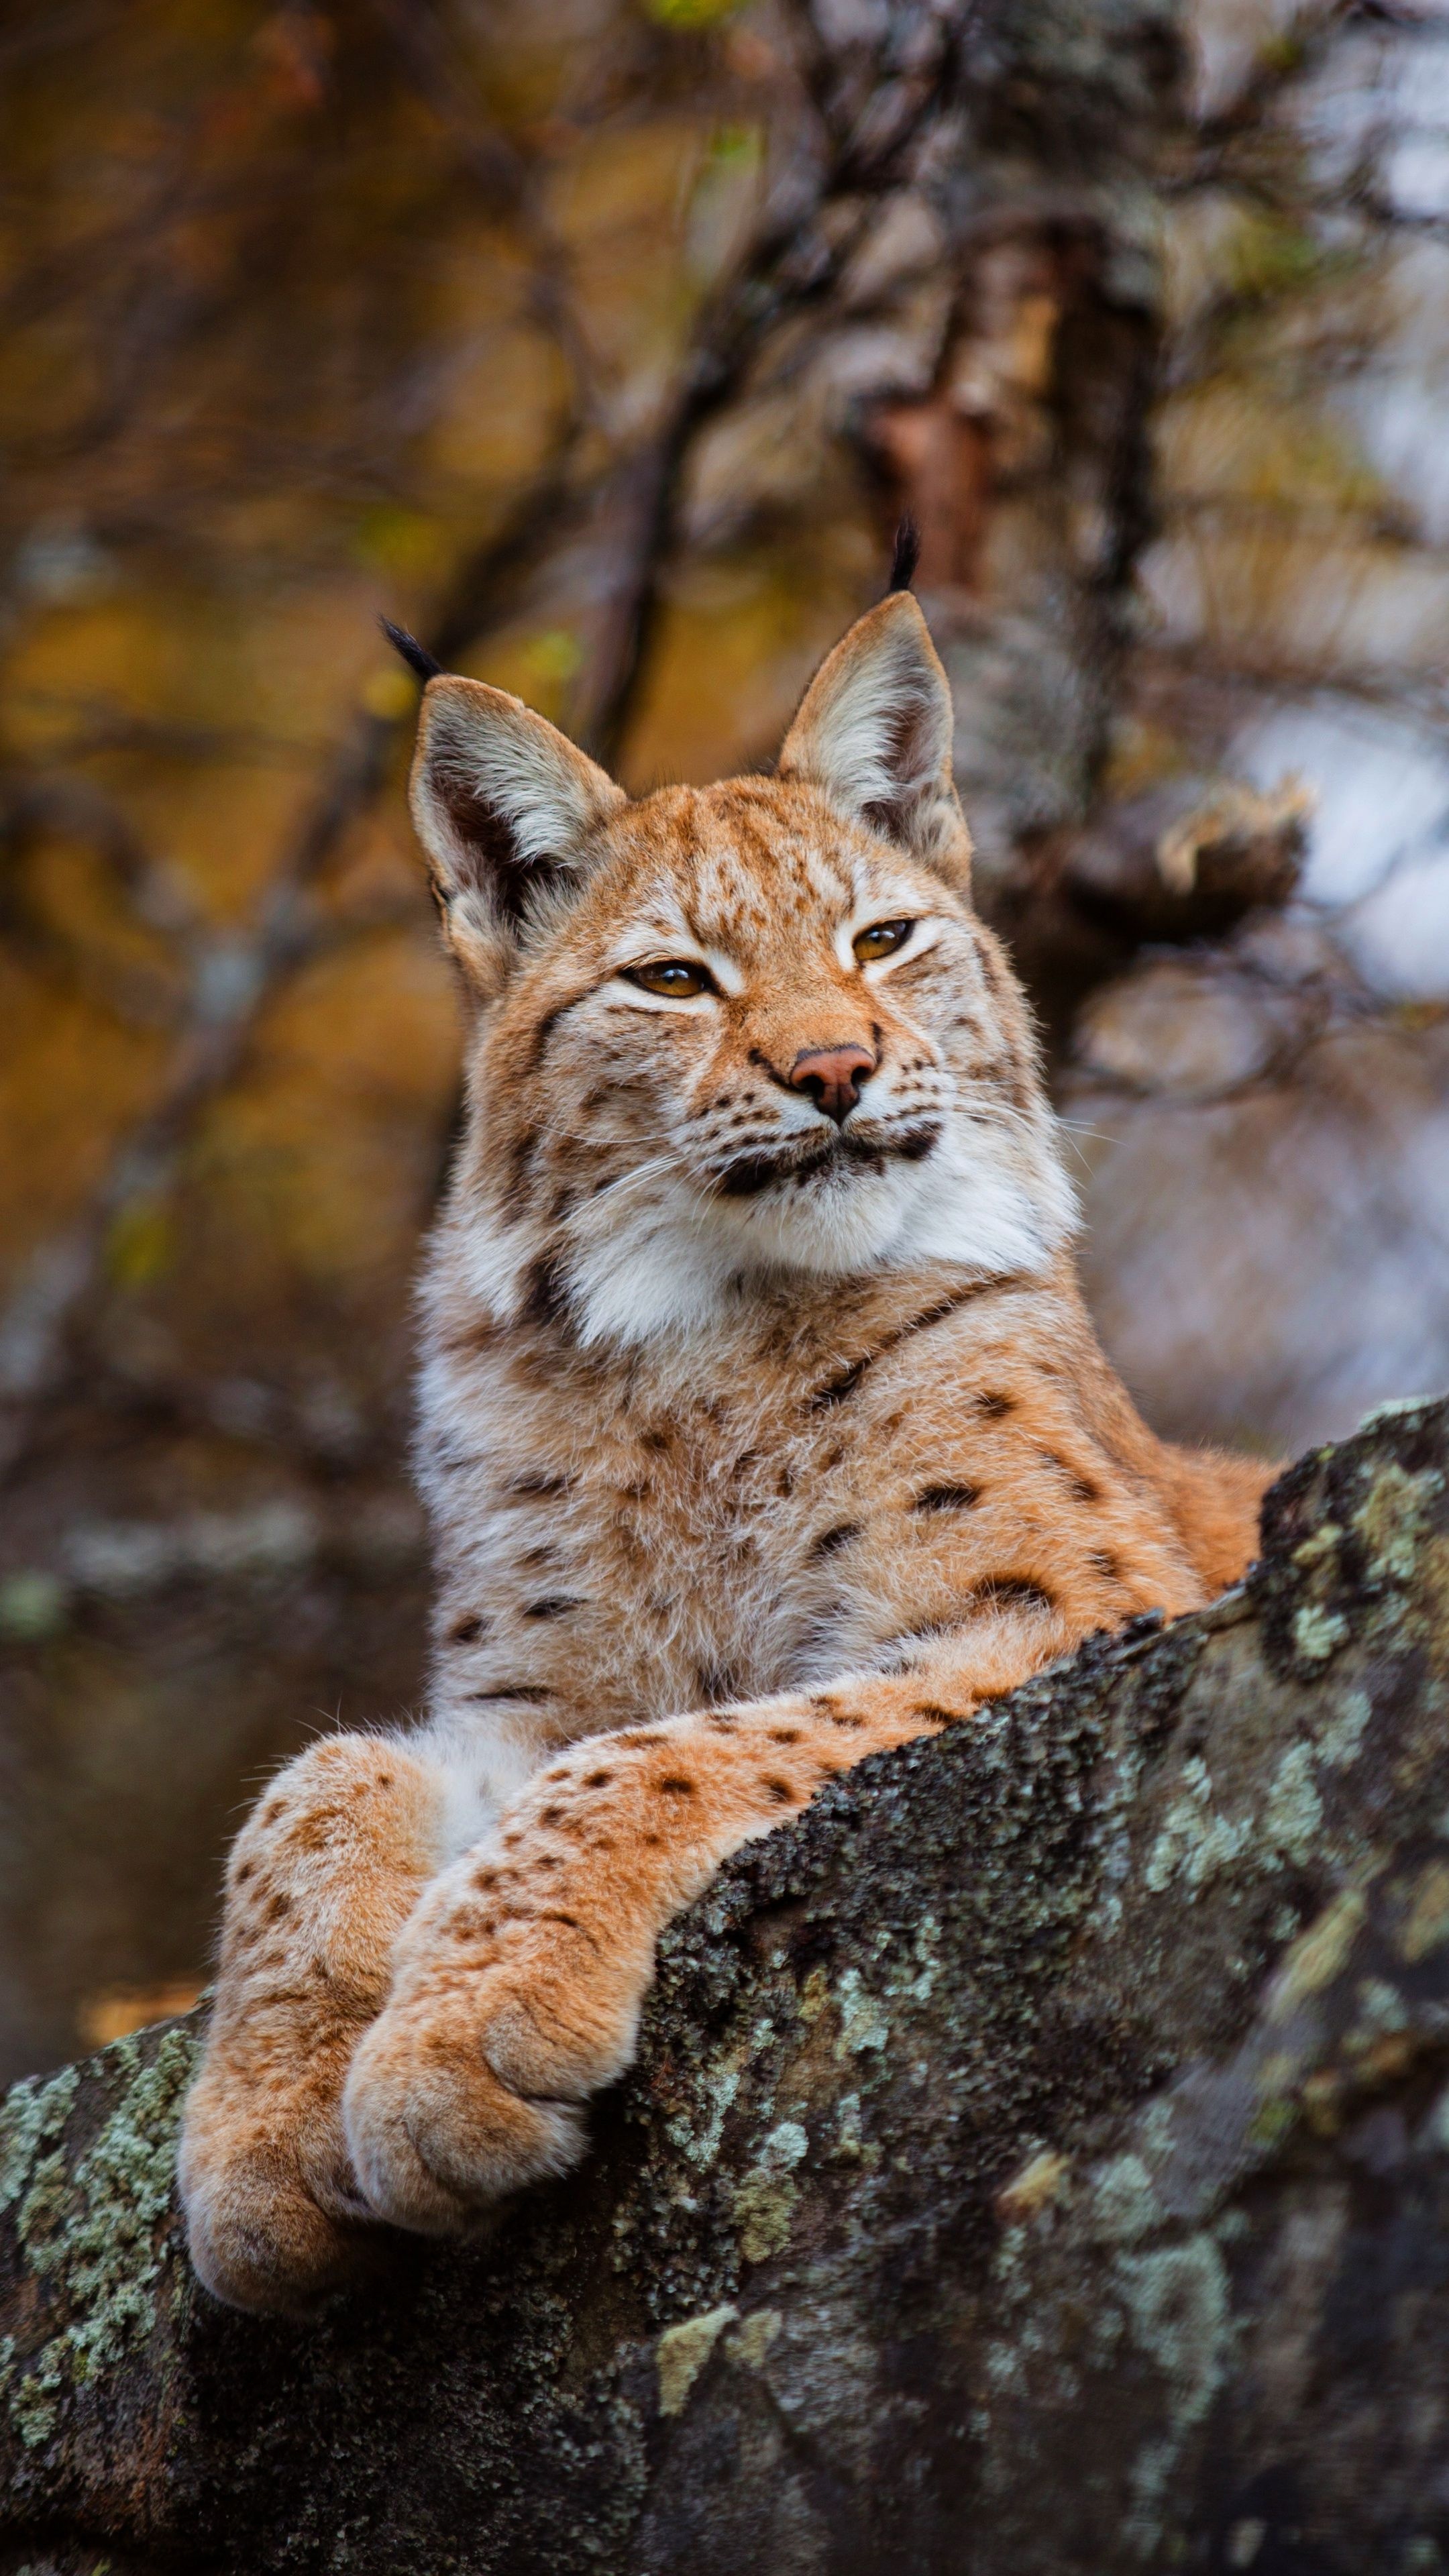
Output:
[{"xmin": 789, "ymin": 1044, "xmax": 876, "ymax": 1126}]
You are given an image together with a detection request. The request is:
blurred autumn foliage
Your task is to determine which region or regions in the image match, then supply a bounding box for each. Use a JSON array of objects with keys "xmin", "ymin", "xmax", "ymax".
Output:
[
  {"xmin": 1, "ymin": 0, "xmax": 1446, "ymax": 2080},
  {"xmin": 0, "ymin": 0, "xmax": 881, "ymax": 2080}
]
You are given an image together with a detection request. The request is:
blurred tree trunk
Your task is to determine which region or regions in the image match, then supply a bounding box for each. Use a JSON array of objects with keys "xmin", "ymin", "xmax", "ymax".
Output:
[{"xmin": 3, "ymin": 1397, "xmax": 1448, "ymax": 2573}]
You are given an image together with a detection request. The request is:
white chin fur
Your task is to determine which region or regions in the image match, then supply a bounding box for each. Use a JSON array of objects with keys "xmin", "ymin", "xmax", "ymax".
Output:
[{"xmin": 558, "ymin": 1116, "xmax": 1077, "ymax": 1349}]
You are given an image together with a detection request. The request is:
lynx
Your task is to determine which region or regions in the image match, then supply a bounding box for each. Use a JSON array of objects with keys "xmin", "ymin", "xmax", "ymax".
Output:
[{"xmin": 178, "ymin": 575, "xmax": 1273, "ymax": 2314}]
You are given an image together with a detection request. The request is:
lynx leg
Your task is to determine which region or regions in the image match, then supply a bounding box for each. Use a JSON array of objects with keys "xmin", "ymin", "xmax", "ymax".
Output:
[
  {"xmin": 344, "ymin": 1601, "xmax": 1074, "ymax": 2233},
  {"xmin": 178, "ymin": 1732, "xmax": 445, "ymax": 2315},
  {"xmin": 343, "ymin": 1686, "xmax": 955, "ymax": 2231}
]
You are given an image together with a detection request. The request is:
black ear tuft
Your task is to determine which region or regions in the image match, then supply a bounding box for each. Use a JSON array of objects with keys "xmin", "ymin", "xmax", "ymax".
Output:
[
  {"xmin": 888, "ymin": 516, "xmax": 920, "ymax": 595},
  {"xmin": 380, "ymin": 617, "xmax": 443, "ymax": 684}
]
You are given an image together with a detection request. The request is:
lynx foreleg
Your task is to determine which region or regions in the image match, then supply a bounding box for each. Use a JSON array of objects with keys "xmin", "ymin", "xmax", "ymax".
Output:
[
  {"xmin": 178, "ymin": 1732, "xmax": 447, "ymax": 2315},
  {"xmin": 343, "ymin": 1598, "xmax": 1069, "ymax": 2231}
]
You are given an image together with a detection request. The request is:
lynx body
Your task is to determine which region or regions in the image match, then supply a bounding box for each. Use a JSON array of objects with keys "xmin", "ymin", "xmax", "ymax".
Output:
[{"xmin": 178, "ymin": 587, "xmax": 1272, "ymax": 2314}]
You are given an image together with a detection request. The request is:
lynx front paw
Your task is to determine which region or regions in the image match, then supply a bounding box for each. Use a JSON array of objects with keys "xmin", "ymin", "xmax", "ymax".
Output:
[
  {"xmin": 341, "ymin": 1892, "xmax": 645, "ymax": 2233},
  {"xmin": 176, "ymin": 1730, "xmax": 446, "ymax": 2314},
  {"xmin": 179, "ymin": 2055, "xmax": 381, "ymax": 2318}
]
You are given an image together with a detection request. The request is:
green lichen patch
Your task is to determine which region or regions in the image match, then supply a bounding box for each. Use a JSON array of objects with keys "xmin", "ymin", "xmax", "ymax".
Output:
[
  {"xmin": 1355, "ymin": 1462, "xmax": 1444, "ymax": 1586},
  {"xmin": 1312, "ymin": 1686, "xmax": 1373, "ymax": 1770},
  {"xmin": 723, "ymin": 2306, "xmax": 782, "ymax": 2371},
  {"xmin": 702, "ymin": 2114, "xmax": 812, "ymax": 2265},
  {"xmin": 0, "ymin": 2068, "xmax": 78, "ymax": 2216},
  {"xmin": 1254, "ymin": 1403, "xmax": 1449, "ymax": 1686},
  {"xmin": 1260, "ymin": 1741, "xmax": 1324, "ymax": 1864},
  {"xmin": 655, "ymin": 2302, "xmax": 737, "ymax": 2417},
  {"xmin": 1118, "ymin": 2233, "xmax": 1233, "ymax": 2557},
  {"xmin": 1, "ymin": 2026, "xmax": 196, "ymax": 2451},
  {"xmin": 1144, "ymin": 1756, "xmax": 1253, "ymax": 1896},
  {"xmin": 1291, "ymin": 1602, "xmax": 1350, "ymax": 1665},
  {"xmin": 832, "ymin": 1968, "xmax": 889, "ymax": 2059},
  {"xmin": 662, "ymin": 2047, "xmax": 744, "ymax": 2171}
]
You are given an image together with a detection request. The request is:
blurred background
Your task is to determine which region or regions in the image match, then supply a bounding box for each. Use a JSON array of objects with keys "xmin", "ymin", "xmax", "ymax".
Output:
[{"xmin": 2, "ymin": 0, "xmax": 1446, "ymax": 2083}]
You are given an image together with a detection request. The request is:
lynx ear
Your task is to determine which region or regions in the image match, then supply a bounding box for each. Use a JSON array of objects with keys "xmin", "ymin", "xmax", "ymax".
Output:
[
  {"xmin": 777, "ymin": 592, "xmax": 970, "ymax": 891},
  {"xmin": 409, "ymin": 677, "xmax": 627, "ymax": 987}
]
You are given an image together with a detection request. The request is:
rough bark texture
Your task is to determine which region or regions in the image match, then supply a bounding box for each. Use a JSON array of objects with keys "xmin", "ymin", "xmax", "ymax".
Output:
[{"xmin": 2, "ymin": 1396, "xmax": 1448, "ymax": 2571}]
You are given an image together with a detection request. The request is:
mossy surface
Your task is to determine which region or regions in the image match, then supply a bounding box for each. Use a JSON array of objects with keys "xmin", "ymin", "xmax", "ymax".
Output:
[{"xmin": 3, "ymin": 1399, "xmax": 1448, "ymax": 2575}]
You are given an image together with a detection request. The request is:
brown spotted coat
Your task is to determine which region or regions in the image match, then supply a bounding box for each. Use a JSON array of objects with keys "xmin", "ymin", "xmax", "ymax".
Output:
[{"xmin": 178, "ymin": 591, "xmax": 1273, "ymax": 2313}]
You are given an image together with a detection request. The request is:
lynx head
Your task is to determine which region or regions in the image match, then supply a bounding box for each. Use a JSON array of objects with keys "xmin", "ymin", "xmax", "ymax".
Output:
[{"xmin": 407, "ymin": 590, "xmax": 1075, "ymax": 1346}]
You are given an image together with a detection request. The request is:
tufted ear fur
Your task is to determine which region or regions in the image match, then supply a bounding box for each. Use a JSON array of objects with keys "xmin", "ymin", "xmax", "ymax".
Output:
[
  {"xmin": 777, "ymin": 592, "xmax": 971, "ymax": 893},
  {"xmin": 409, "ymin": 677, "xmax": 627, "ymax": 993}
]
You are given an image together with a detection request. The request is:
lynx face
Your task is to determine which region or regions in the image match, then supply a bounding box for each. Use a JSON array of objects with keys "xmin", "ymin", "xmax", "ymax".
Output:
[{"xmin": 411, "ymin": 593, "xmax": 1075, "ymax": 1346}]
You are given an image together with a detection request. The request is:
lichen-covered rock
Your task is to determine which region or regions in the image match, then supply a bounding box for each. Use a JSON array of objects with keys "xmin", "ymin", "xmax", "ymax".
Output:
[{"xmin": 3, "ymin": 1397, "xmax": 1448, "ymax": 2575}]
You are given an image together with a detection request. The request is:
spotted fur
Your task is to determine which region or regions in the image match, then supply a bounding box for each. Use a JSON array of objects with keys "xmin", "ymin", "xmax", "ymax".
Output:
[{"xmin": 178, "ymin": 592, "xmax": 1275, "ymax": 2313}]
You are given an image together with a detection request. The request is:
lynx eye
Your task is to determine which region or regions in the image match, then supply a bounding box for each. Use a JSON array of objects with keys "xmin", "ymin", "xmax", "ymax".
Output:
[
  {"xmin": 853, "ymin": 918, "xmax": 916, "ymax": 964},
  {"xmin": 621, "ymin": 957, "xmax": 718, "ymax": 999}
]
